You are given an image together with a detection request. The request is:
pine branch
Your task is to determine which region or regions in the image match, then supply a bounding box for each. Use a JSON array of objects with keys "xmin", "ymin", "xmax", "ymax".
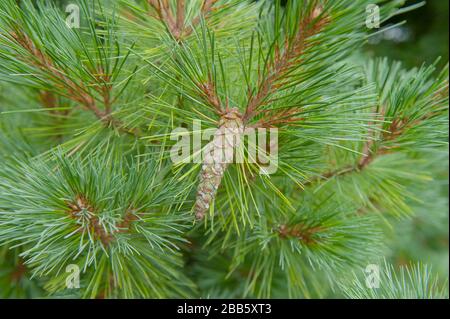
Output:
[
  {"xmin": 244, "ymin": 2, "xmax": 329, "ymax": 123},
  {"xmin": 305, "ymin": 61, "xmax": 449, "ymax": 187},
  {"xmin": 198, "ymin": 76, "xmax": 225, "ymax": 114},
  {"xmin": 217, "ymin": 197, "xmax": 384, "ymax": 298},
  {"xmin": 277, "ymin": 223, "xmax": 324, "ymax": 245},
  {"xmin": 303, "ymin": 115, "xmax": 438, "ymax": 187},
  {"xmin": 67, "ymin": 195, "xmax": 143, "ymax": 246},
  {"xmin": 8, "ymin": 30, "xmax": 143, "ymax": 138},
  {"xmin": 0, "ymin": 0, "xmax": 447, "ymax": 299},
  {"xmin": 0, "ymin": 151, "xmax": 195, "ymax": 298},
  {"xmin": 341, "ymin": 261, "xmax": 449, "ymax": 299},
  {"xmin": 9, "ymin": 31, "xmax": 97, "ymax": 113}
]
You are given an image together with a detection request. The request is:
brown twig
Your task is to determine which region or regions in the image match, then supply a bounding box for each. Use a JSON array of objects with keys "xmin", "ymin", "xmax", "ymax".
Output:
[
  {"xmin": 349, "ymin": 84, "xmax": 448, "ymax": 174},
  {"xmin": 10, "ymin": 31, "xmax": 99, "ymax": 112},
  {"xmin": 303, "ymin": 111, "xmax": 437, "ymax": 188},
  {"xmin": 278, "ymin": 223, "xmax": 324, "ymax": 245},
  {"xmin": 68, "ymin": 196, "xmax": 142, "ymax": 247},
  {"xmin": 147, "ymin": 0, "xmax": 218, "ymax": 41},
  {"xmin": 244, "ymin": 3, "xmax": 329, "ymax": 124},
  {"xmin": 10, "ymin": 258, "xmax": 27, "ymax": 283},
  {"xmin": 38, "ymin": 91, "xmax": 71, "ymax": 141},
  {"xmin": 94, "ymin": 67, "xmax": 113, "ymax": 115},
  {"xmin": 198, "ymin": 75, "xmax": 225, "ymax": 114},
  {"xmin": 9, "ymin": 30, "xmax": 142, "ymax": 138},
  {"xmin": 253, "ymin": 107, "xmax": 305, "ymax": 128},
  {"xmin": 39, "ymin": 91, "xmax": 58, "ymax": 114}
]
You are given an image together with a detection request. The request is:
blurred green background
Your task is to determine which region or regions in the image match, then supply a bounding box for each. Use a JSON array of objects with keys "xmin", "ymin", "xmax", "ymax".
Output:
[
  {"xmin": 367, "ymin": 0, "xmax": 449, "ymax": 280},
  {"xmin": 366, "ymin": 0, "xmax": 449, "ymax": 68}
]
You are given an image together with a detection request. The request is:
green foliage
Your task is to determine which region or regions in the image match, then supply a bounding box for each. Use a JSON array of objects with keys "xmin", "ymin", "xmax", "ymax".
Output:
[
  {"xmin": 0, "ymin": 0, "xmax": 448, "ymax": 299},
  {"xmin": 341, "ymin": 261, "xmax": 449, "ymax": 299},
  {"xmin": 0, "ymin": 151, "xmax": 194, "ymax": 298},
  {"xmin": 228, "ymin": 198, "xmax": 383, "ymax": 298},
  {"xmin": 0, "ymin": 246, "xmax": 43, "ymax": 298}
]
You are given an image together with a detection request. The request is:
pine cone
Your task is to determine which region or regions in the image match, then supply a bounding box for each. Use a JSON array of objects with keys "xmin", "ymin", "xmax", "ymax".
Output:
[{"xmin": 195, "ymin": 108, "xmax": 244, "ymax": 220}]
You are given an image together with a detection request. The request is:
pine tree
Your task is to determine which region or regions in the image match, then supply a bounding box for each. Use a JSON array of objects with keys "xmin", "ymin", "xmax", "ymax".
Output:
[{"xmin": 0, "ymin": 0, "xmax": 448, "ymax": 299}]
